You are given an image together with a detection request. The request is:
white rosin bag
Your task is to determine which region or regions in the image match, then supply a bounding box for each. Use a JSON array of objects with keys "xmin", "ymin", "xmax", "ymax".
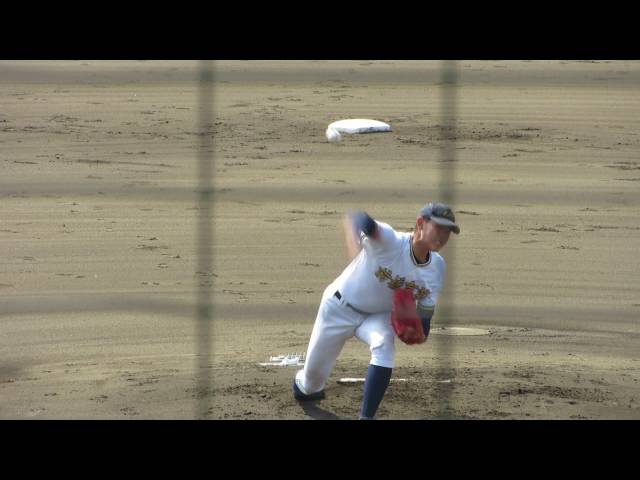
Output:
[{"xmin": 326, "ymin": 119, "xmax": 392, "ymax": 143}]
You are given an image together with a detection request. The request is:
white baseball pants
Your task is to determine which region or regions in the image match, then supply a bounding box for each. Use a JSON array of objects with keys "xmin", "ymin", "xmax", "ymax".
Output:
[{"xmin": 295, "ymin": 286, "xmax": 396, "ymax": 395}]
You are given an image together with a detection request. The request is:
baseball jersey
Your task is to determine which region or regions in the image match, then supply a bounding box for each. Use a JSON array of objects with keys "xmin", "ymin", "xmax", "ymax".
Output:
[{"xmin": 328, "ymin": 221, "xmax": 446, "ymax": 314}]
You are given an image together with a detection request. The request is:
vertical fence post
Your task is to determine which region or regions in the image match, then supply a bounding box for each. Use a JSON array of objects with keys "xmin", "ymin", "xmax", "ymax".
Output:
[
  {"xmin": 436, "ymin": 60, "xmax": 458, "ymax": 419},
  {"xmin": 196, "ymin": 60, "xmax": 215, "ymax": 419}
]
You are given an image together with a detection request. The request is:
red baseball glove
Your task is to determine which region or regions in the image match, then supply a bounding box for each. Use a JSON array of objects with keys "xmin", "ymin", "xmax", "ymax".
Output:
[{"xmin": 391, "ymin": 288, "xmax": 426, "ymax": 345}]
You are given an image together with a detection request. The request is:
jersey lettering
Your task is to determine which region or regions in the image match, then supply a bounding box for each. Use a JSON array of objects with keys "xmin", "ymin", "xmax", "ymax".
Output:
[{"xmin": 374, "ymin": 265, "xmax": 431, "ymax": 299}]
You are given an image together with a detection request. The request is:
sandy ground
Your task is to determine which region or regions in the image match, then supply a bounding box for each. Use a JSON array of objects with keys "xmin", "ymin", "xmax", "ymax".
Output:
[{"xmin": 1, "ymin": 60, "xmax": 639, "ymax": 419}]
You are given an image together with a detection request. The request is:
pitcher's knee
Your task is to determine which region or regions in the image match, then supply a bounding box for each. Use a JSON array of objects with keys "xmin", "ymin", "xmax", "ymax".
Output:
[{"xmin": 369, "ymin": 333, "xmax": 396, "ymax": 369}]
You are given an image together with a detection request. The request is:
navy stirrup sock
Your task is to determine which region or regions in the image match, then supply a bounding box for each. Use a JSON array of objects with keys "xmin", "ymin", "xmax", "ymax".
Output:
[{"xmin": 360, "ymin": 364, "xmax": 393, "ymax": 419}]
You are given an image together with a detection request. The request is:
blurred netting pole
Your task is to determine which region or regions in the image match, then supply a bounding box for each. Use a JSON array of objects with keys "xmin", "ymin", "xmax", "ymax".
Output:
[
  {"xmin": 196, "ymin": 60, "xmax": 215, "ymax": 419},
  {"xmin": 436, "ymin": 60, "xmax": 458, "ymax": 419}
]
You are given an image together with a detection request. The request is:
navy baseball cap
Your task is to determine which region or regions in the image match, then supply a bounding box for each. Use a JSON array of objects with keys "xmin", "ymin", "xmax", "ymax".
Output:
[{"xmin": 420, "ymin": 202, "xmax": 460, "ymax": 234}]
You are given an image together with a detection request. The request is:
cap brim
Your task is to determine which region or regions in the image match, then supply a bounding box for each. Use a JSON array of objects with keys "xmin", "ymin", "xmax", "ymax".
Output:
[{"xmin": 431, "ymin": 216, "xmax": 460, "ymax": 234}]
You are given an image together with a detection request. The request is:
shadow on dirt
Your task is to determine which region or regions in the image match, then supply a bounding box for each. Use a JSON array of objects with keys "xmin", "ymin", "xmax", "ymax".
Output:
[{"xmin": 299, "ymin": 401, "xmax": 342, "ymax": 420}]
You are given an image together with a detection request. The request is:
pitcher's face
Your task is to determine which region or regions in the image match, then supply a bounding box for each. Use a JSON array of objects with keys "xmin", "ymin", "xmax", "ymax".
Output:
[{"xmin": 416, "ymin": 217, "xmax": 451, "ymax": 252}]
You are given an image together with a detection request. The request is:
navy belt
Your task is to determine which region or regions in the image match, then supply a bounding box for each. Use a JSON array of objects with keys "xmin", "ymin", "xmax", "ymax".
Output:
[{"xmin": 334, "ymin": 291, "xmax": 370, "ymax": 315}]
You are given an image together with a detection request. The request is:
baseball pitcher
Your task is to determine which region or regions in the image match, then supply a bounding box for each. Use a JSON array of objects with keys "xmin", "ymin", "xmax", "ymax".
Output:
[{"xmin": 293, "ymin": 202, "xmax": 460, "ymax": 419}]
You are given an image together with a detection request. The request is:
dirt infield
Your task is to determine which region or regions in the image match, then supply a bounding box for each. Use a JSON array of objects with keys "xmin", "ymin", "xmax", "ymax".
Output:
[{"xmin": 1, "ymin": 60, "xmax": 639, "ymax": 419}]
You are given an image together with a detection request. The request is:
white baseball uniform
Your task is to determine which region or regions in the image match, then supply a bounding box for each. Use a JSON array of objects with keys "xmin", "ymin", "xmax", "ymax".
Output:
[{"xmin": 295, "ymin": 221, "xmax": 446, "ymax": 396}]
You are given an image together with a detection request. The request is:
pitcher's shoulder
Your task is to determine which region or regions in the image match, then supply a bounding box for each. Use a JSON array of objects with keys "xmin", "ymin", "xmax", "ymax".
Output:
[{"xmin": 432, "ymin": 251, "xmax": 446, "ymax": 270}]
